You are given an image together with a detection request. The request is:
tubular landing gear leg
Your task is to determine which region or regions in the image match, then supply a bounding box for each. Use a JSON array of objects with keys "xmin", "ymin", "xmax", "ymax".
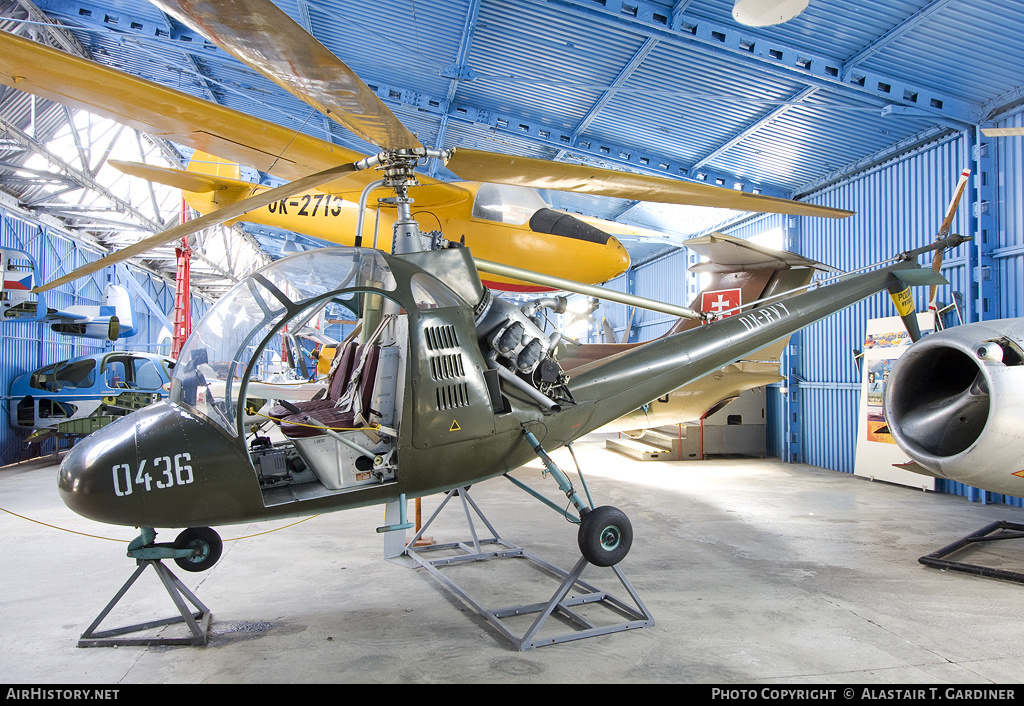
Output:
[
  {"xmin": 523, "ymin": 429, "xmax": 634, "ymax": 567},
  {"xmin": 77, "ymin": 527, "xmax": 218, "ymax": 647}
]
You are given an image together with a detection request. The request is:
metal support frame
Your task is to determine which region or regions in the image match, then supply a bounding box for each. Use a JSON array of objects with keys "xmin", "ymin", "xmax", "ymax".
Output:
[
  {"xmin": 919, "ymin": 521, "xmax": 1024, "ymax": 584},
  {"xmin": 402, "ymin": 486, "xmax": 653, "ymax": 651},
  {"xmin": 77, "ymin": 559, "xmax": 211, "ymax": 648},
  {"xmin": 969, "ymin": 128, "xmax": 999, "ymax": 323},
  {"xmin": 782, "ymin": 215, "xmax": 803, "ymax": 464}
]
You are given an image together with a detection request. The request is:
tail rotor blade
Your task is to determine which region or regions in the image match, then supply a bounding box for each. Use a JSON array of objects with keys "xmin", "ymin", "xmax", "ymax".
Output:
[{"xmin": 928, "ymin": 168, "xmax": 971, "ymax": 315}]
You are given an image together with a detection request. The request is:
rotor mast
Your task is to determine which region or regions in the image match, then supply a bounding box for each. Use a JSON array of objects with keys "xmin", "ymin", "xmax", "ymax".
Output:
[{"xmin": 357, "ymin": 147, "xmax": 453, "ymax": 256}]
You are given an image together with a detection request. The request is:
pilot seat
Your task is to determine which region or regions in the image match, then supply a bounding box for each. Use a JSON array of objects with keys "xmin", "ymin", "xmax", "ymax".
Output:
[{"xmin": 272, "ymin": 339, "xmax": 399, "ymax": 491}]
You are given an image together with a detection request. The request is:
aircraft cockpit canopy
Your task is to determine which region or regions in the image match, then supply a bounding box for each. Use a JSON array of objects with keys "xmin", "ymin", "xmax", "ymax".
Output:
[
  {"xmin": 471, "ymin": 183, "xmax": 550, "ymax": 225},
  {"xmin": 171, "ymin": 248, "xmax": 397, "ymax": 436}
]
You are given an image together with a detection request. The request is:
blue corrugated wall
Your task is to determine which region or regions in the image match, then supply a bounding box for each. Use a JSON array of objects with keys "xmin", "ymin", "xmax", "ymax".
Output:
[
  {"xmin": 0, "ymin": 203, "xmax": 209, "ymax": 463},
  {"xmin": 621, "ymin": 128, "xmax": 1024, "ymax": 507}
]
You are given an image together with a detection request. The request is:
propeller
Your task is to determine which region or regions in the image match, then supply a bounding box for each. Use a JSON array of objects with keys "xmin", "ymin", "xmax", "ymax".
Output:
[
  {"xmin": 154, "ymin": 0, "xmax": 851, "ymax": 219},
  {"xmin": 36, "ymin": 0, "xmax": 851, "ymax": 292},
  {"xmin": 150, "ymin": 0, "xmax": 421, "ymax": 151},
  {"xmin": 927, "ymin": 168, "xmax": 971, "ymax": 319}
]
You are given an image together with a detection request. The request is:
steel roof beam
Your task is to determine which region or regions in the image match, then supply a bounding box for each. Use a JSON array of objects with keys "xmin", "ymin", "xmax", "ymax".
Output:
[
  {"xmin": 436, "ymin": 97, "xmax": 794, "ymax": 198},
  {"xmin": 13, "ymin": 0, "xmax": 88, "ymax": 54},
  {"xmin": 553, "ymin": 36, "xmax": 657, "ymax": 165},
  {"xmin": 431, "ymin": 0, "xmax": 482, "ymax": 176},
  {"xmin": 690, "ymin": 85, "xmax": 820, "ymax": 171},
  {"xmin": 571, "ymin": 37, "xmax": 659, "ymax": 141},
  {"xmin": 841, "ymin": 0, "xmax": 959, "ymax": 81},
  {"xmin": 541, "ymin": 0, "xmax": 981, "ymax": 127},
  {"xmin": 0, "ymin": 116, "xmax": 168, "ymax": 232}
]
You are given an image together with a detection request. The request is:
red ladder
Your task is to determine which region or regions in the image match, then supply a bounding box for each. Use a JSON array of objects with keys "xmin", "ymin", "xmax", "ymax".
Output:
[{"xmin": 171, "ymin": 197, "xmax": 192, "ymax": 358}]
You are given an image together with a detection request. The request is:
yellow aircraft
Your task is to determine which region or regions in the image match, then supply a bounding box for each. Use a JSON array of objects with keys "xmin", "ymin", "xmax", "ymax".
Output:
[
  {"xmin": 110, "ymin": 150, "xmax": 633, "ymax": 292},
  {"xmin": 0, "ymin": 29, "xmax": 852, "ymax": 294}
]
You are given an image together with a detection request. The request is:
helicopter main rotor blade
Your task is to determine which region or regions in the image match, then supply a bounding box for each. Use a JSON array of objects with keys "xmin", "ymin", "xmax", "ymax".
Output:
[
  {"xmin": 35, "ymin": 162, "xmax": 362, "ymax": 293},
  {"xmin": 150, "ymin": 0, "xmax": 421, "ymax": 151},
  {"xmin": 448, "ymin": 148, "xmax": 853, "ymax": 219},
  {"xmin": 144, "ymin": 2, "xmax": 848, "ymax": 218},
  {"xmin": 473, "ymin": 257, "xmax": 705, "ymax": 321}
]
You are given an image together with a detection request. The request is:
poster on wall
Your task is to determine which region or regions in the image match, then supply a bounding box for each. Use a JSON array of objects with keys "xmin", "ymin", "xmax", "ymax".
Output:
[{"xmin": 853, "ymin": 314, "xmax": 935, "ymax": 489}]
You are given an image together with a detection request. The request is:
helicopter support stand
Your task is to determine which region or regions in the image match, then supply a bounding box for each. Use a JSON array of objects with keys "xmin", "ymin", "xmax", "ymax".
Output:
[
  {"xmin": 398, "ymin": 480, "xmax": 653, "ymax": 651},
  {"xmin": 919, "ymin": 520, "xmax": 1024, "ymax": 584},
  {"xmin": 77, "ymin": 559, "xmax": 211, "ymax": 647}
]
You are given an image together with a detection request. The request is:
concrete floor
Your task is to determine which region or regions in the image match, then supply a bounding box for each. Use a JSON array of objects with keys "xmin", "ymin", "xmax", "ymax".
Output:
[{"xmin": 3, "ymin": 432, "xmax": 1024, "ymax": 684}]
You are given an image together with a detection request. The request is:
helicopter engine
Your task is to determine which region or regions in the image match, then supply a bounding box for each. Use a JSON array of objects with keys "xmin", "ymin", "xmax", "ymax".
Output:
[
  {"xmin": 401, "ymin": 248, "xmax": 571, "ymax": 408},
  {"xmin": 883, "ymin": 319, "xmax": 1024, "ymax": 497},
  {"xmin": 474, "ymin": 291, "xmax": 566, "ymax": 375}
]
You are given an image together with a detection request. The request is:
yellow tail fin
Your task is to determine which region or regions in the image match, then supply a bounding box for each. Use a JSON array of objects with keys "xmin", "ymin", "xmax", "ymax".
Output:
[{"xmin": 186, "ymin": 150, "xmax": 243, "ymax": 181}]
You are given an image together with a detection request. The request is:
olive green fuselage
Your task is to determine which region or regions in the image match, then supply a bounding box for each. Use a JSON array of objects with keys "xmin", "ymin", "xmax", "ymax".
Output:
[{"xmin": 58, "ymin": 247, "xmax": 919, "ymax": 530}]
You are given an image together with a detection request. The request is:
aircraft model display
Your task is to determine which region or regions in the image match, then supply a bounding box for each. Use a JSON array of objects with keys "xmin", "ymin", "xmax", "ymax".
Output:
[
  {"xmin": 1, "ymin": 250, "xmax": 134, "ymax": 341},
  {"xmin": 110, "ymin": 151, "xmax": 636, "ymax": 293},
  {"xmin": 41, "ymin": 284, "xmax": 137, "ymax": 341},
  {"xmin": 556, "ymin": 233, "xmax": 832, "ymax": 433}
]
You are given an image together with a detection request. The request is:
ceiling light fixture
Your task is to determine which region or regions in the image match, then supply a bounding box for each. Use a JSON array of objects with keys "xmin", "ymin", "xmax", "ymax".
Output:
[{"xmin": 732, "ymin": 0, "xmax": 809, "ymax": 27}]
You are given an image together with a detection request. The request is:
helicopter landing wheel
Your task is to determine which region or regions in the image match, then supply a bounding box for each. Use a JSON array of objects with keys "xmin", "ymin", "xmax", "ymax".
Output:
[
  {"xmin": 173, "ymin": 527, "xmax": 223, "ymax": 573},
  {"xmin": 578, "ymin": 506, "xmax": 633, "ymax": 567}
]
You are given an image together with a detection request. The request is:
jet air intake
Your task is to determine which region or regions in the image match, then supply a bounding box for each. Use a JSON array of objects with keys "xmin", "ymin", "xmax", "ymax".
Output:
[{"xmin": 883, "ymin": 320, "xmax": 1024, "ymax": 497}]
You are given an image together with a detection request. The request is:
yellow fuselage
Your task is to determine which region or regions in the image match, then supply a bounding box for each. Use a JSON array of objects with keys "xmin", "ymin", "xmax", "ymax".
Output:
[{"xmin": 187, "ymin": 182, "xmax": 630, "ymax": 291}]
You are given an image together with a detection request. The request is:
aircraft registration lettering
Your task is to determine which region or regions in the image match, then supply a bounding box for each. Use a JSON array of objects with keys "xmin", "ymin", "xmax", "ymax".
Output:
[
  {"xmin": 736, "ymin": 303, "xmax": 790, "ymax": 332},
  {"xmin": 267, "ymin": 194, "xmax": 344, "ymax": 217},
  {"xmin": 112, "ymin": 453, "xmax": 193, "ymax": 497}
]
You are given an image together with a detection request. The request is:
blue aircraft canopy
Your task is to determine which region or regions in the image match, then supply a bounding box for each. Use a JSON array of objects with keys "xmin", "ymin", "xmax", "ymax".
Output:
[{"xmin": 171, "ymin": 248, "xmax": 396, "ymax": 435}]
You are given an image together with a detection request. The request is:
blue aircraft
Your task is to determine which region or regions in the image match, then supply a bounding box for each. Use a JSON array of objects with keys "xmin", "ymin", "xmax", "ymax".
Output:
[{"xmin": 9, "ymin": 351, "xmax": 174, "ymax": 441}]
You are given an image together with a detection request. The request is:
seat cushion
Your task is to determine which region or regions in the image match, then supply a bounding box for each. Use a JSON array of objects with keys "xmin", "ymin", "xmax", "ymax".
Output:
[{"xmin": 279, "ymin": 406, "xmax": 361, "ymax": 438}]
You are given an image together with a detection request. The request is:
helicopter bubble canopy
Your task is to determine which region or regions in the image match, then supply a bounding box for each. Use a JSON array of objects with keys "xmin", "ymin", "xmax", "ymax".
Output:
[{"xmin": 171, "ymin": 248, "xmax": 397, "ymax": 435}]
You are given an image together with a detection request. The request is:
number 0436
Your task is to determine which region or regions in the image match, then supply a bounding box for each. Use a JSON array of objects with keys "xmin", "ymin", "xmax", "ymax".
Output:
[{"xmin": 112, "ymin": 454, "xmax": 193, "ymax": 496}]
